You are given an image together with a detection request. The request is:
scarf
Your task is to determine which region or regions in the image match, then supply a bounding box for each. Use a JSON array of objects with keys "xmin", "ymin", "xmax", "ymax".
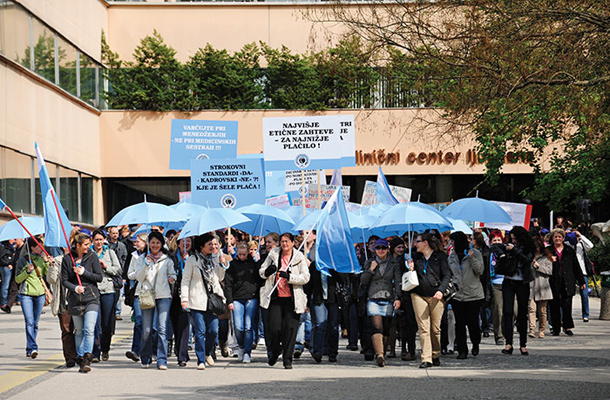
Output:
[
  {"xmin": 149, "ymin": 251, "xmax": 164, "ymax": 264},
  {"xmin": 198, "ymin": 251, "xmax": 216, "ymax": 286}
]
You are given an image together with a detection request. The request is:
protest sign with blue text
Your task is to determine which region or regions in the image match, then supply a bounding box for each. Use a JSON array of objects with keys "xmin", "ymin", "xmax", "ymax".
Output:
[
  {"xmin": 170, "ymin": 119, "xmax": 238, "ymax": 170},
  {"xmin": 190, "ymin": 158, "xmax": 265, "ymax": 209},
  {"xmin": 263, "ymin": 115, "xmax": 355, "ymax": 170}
]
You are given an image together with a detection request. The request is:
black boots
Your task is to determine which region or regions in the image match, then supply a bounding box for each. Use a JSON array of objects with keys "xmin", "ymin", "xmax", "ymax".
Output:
[{"xmin": 79, "ymin": 353, "xmax": 92, "ymax": 373}]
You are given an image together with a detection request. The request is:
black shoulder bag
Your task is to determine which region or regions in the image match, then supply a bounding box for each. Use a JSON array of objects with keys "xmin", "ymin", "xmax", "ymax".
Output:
[
  {"xmin": 199, "ymin": 267, "xmax": 225, "ymax": 316},
  {"xmin": 428, "ymin": 260, "xmax": 459, "ymax": 302}
]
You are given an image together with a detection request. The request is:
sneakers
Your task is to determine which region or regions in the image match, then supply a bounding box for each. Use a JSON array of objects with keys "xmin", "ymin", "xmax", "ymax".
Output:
[
  {"xmin": 30, "ymin": 351, "xmax": 39, "ymax": 359},
  {"xmin": 157, "ymin": 365, "xmax": 168, "ymax": 370},
  {"xmin": 197, "ymin": 363, "xmax": 206, "ymax": 370},
  {"xmin": 237, "ymin": 349, "xmax": 244, "ymax": 362},
  {"xmin": 141, "ymin": 364, "xmax": 150, "ymax": 369},
  {"xmin": 126, "ymin": 351, "xmax": 140, "ymax": 362},
  {"xmin": 205, "ymin": 355, "xmax": 215, "ymax": 367},
  {"xmin": 243, "ymin": 354, "xmax": 251, "ymax": 364},
  {"xmin": 102, "ymin": 352, "xmax": 109, "ymax": 361}
]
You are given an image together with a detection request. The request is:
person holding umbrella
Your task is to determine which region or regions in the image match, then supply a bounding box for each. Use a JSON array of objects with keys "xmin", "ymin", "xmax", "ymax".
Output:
[
  {"xmin": 259, "ymin": 232, "xmax": 310, "ymax": 369},
  {"xmin": 15, "ymin": 237, "xmax": 52, "ymax": 359},
  {"xmin": 134, "ymin": 231, "xmax": 176, "ymax": 370},
  {"xmin": 61, "ymin": 232, "xmax": 103, "ymax": 373},
  {"xmin": 181, "ymin": 233, "xmax": 226, "ymax": 370}
]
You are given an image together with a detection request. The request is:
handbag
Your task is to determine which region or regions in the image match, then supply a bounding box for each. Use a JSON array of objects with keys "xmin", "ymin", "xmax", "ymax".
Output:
[
  {"xmin": 402, "ymin": 270, "xmax": 419, "ymax": 292},
  {"xmin": 199, "ymin": 268, "xmax": 225, "ymax": 316},
  {"xmin": 139, "ymin": 265, "xmax": 158, "ymax": 310},
  {"xmin": 32, "ymin": 262, "xmax": 53, "ymax": 307},
  {"xmin": 427, "ymin": 262, "xmax": 459, "ymax": 302}
]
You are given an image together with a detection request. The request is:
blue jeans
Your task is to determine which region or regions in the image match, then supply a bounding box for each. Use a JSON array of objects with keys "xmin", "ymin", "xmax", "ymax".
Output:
[
  {"xmin": 140, "ymin": 298, "xmax": 171, "ymax": 367},
  {"xmin": 20, "ymin": 294, "xmax": 45, "ymax": 354},
  {"xmin": 311, "ymin": 302, "xmax": 340, "ymax": 357},
  {"xmin": 295, "ymin": 309, "xmax": 311, "ymax": 353},
  {"xmin": 0, "ymin": 266, "xmax": 11, "ymax": 306},
  {"xmin": 191, "ymin": 309, "xmax": 219, "ymax": 365},
  {"xmin": 580, "ymin": 276, "xmax": 590, "ymax": 319},
  {"xmin": 131, "ymin": 287, "xmax": 142, "ymax": 355},
  {"xmin": 232, "ymin": 299, "xmax": 259, "ymax": 355},
  {"xmin": 94, "ymin": 293, "xmax": 116, "ymax": 357},
  {"xmin": 73, "ymin": 309, "xmax": 99, "ymax": 358}
]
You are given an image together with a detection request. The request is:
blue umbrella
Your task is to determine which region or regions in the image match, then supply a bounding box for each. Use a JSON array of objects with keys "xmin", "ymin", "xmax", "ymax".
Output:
[
  {"xmin": 441, "ymin": 196, "xmax": 511, "ymax": 224},
  {"xmin": 234, "ymin": 204, "xmax": 295, "ymax": 237},
  {"xmin": 371, "ymin": 202, "xmax": 453, "ymax": 236},
  {"xmin": 133, "ymin": 221, "xmax": 185, "ymax": 238},
  {"xmin": 0, "ymin": 217, "xmax": 45, "ymax": 241},
  {"xmin": 178, "ymin": 208, "xmax": 250, "ymax": 240},
  {"xmin": 279, "ymin": 206, "xmax": 313, "ymax": 227},
  {"xmin": 448, "ymin": 218, "xmax": 473, "ymax": 234},
  {"xmin": 347, "ymin": 212, "xmax": 377, "ymax": 243},
  {"xmin": 292, "ymin": 209, "xmax": 323, "ymax": 232},
  {"xmin": 169, "ymin": 201, "xmax": 208, "ymax": 221},
  {"xmin": 107, "ymin": 201, "xmax": 185, "ymax": 227}
]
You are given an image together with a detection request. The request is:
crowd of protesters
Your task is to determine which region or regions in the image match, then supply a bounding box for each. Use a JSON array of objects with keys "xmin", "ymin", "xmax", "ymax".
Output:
[{"xmin": 0, "ymin": 216, "xmax": 596, "ymax": 372}]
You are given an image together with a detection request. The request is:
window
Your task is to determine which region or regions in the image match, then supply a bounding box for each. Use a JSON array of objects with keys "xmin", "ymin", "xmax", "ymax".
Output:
[
  {"xmin": 30, "ymin": 17, "xmax": 55, "ymax": 82},
  {"xmin": 81, "ymin": 174, "xmax": 94, "ymax": 224},
  {"xmin": 80, "ymin": 52, "xmax": 98, "ymax": 106},
  {"xmin": 0, "ymin": 0, "xmax": 30, "ymax": 66},
  {"xmin": 59, "ymin": 167, "xmax": 79, "ymax": 221},
  {"xmin": 57, "ymin": 36, "xmax": 78, "ymax": 96},
  {"xmin": 0, "ymin": 148, "xmax": 33, "ymax": 215}
]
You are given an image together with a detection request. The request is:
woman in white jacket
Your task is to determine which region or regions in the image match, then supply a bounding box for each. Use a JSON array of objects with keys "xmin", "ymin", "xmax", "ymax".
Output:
[
  {"xmin": 259, "ymin": 233, "xmax": 310, "ymax": 369},
  {"xmin": 574, "ymin": 229, "xmax": 594, "ymax": 322},
  {"xmin": 134, "ymin": 231, "xmax": 176, "ymax": 370},
  {"xmin": 181, "ymin": 233, "xmax": 225, "ymax": 370}
]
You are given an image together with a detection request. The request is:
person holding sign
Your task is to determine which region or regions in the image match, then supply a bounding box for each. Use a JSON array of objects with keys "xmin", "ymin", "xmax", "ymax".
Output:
[{"xmin": 259, "ymin": 233, "xmax": 310, "ymax": 369}]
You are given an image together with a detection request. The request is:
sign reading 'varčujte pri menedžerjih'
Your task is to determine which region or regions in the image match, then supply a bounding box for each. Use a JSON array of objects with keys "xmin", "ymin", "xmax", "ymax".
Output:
[
  {"xmin": 263, "ymin": 115, "xmax": 356, "ymax": 171},
  {"xmin": 170, "ymin": 119, "xmax": 238, "ymax": 170}
]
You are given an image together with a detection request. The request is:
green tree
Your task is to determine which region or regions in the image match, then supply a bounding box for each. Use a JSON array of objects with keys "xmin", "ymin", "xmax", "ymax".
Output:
[
  {"xmin": 310, "ymin": 0, "xmax": 610, "ymax": 211},
  {"xmin": 20, "ymin": 31, "xmax": 64, "ymax": 82}
]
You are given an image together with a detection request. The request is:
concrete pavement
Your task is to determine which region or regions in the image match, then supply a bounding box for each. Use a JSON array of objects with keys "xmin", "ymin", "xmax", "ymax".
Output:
[{"xmin": 1, "ymin": 298, "xmax": 609, "ymax": 400}]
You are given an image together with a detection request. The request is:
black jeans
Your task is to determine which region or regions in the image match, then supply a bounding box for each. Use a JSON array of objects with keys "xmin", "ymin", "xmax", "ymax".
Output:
[
  {"xmin": 502, "ymin": 279, "xmax": 530, "ymax": 348},
  {"xmin": 451, "ymin": 299, "xmax": 482, "ymax": 355},
  {"xmin": 170, "ymin": 300, "xmax": 191, "ymax": 363},
  {"xmin": 397, "ymin": 293, "xmax": 418, "ymax": 354},
  {"xmin": 267, "ymin": 297, "xmax": 300, "ymax": 366},
  {"xmin": 550, "ymin": 286, "xmax": 575, "ymax": 333}
]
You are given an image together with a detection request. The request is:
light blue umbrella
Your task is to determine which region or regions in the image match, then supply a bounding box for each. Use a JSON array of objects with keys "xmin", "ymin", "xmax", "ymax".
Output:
[
  {"xmin": 292, "ymin": 209, "xmax": 323, "ymax": 232},
  {"xmin": 371, "ymin": 202, "xmax": 453, "ymax": 236},
  {"xmin": 279, "ymin": 206, "xmax": 313, "ymax": 227},
  {"xmin": 347, "ymin": 212, "xmax": 377, "ymax": 243},
  {"xmin": 0, "ymin": 217, "xmax": 45, "ymax": 241},
  {"xmin": 234, "ymin": 204, "xmax": 295, "ymax": 236},
  {"xmin": 169, "ymin": 201, "xmax": 208, "ymax": 221},
  {"xmin": 448, "ymin": 218, "xmax": 473, "ymax": 235},
  {"xmin": 106, "ymin": 201, "xmax": 185, "ymax": 227},
  {"xmin": 178, "ymin": 208, "xmax": 250, "ymax": 240},
  {"xmin": 133, "ymin": 221, "xmax": 185, "ymax": 237},
  {"xmin": 441, "ymin": 195, "xmax": 511, "ymax": 224}
]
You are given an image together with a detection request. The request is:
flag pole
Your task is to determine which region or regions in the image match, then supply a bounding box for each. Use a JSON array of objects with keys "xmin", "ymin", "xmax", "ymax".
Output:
[
  {"xmin": 1, "ymin": 204, "xmax": 51, "ymax": 259},
  {"xmin": 317, "ymin": 170, "xmax": 322, "ymax": 210},
  {"xmin": 50, "ymin": 191, "xmax": 81, "ymax": 286},
  {"xmin": 301, "ymin": 170, "xmax": 306, "ymax": 216}
]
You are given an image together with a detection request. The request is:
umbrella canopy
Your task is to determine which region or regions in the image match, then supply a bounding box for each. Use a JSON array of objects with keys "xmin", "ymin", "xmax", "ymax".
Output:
[
  {"xmin": 133, "ymin": 221, "xmax": 185, "ymax": 238},
  {"xmin": 441, "ymin": 196, "xmax": 511, "ymax": 224},
  {"xmin": 169, "ymin": 201, "xmax": 208, "ymax": 221},
  {"xmin": 347, "ymin": 212, "xmax": 377, "ymax": 243},
  {"xmin": 279, "ymin": 206, "xmax": 313, "ymax": 227},
  {"xmin": 234, "ymin": 204, "xmax": 295, "ymax": 237},
  {"xmin": 448, "ymin": 218, "xmax": 473, "ymax": 235},
  {"xmin": 178, "ymin": 208, "xmax": 250, "ymax": 240},
  {"xmin": 371, "ymin": 202, "xmax": 453, "ymax": 236},
  {"xmin": 0, "ymin": 217, "xmax": 45, "ymax": 241},
  {"xmin": 107, "ymin": 201, "xmax": 185, "ymax": 227},
  {"xmin": 292, "ymin": 209, "xmax": 323, "ymax": 232}
]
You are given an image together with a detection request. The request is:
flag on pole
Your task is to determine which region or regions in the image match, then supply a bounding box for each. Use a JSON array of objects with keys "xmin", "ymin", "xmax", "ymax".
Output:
[
  {"xmin": 35, "ymin": 143, "xmax": 72, "ymax": 247},
  {"xmin": 375, "ymin": 166, "xmax": 399, "ymax": 206},
  {"xmin": 0, "ymin": 197, "xmax": 6, "ymax": 211},
  {"xmin": 315, "ymin": 189, "xmax": 360, "ymax": 275},
  {"xmin": 329, "ymin": 169, "xmax": 343, "ymax": 186}
]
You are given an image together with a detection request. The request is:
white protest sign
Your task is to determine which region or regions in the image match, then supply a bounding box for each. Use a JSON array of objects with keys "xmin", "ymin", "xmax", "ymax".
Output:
[
  {"xmin": 285, "ymin": 170, "xmax": 323, "ymax": 193},
  {"xmin": 266, "ymin": 194, "xmax": 291, "ymax": 209},
  {"xmin": 361, "ymin": 181, "xmax": 412, "ymax": 205},
  {"xmin": 307, "ymin": 184, "xmax": 350, "ymax": 209},
  {"xmin": 484, "ymin": 201, "xmax": 533, "ymax": 231},
  {"xmin": 263, "ymin": 115, "xmax": 356, "ymax": 170}
]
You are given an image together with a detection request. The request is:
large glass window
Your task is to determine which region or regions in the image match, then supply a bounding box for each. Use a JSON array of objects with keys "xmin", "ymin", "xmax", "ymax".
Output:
[
  {"xmin": 81, "ymin": 174, "xmax": 94, "ymax": 224},
  {"xmin": 80, "ymin": 53, "xmax": 97, "ymax": 106},
  {"xmin": 59, "ymin": 167, "xmax": 79, "ymax": 222},
  {"xmin": 0, "ymin": 148, "xmax": 33, "ymax": 215},
  {"xmin": 0, "ymin": 0, "xmax": 30, "ymax": 66},
  {"xmin": 57, "ymin": 36, "xmax": 78, "ymax": 96},
  {"xmin": 31, "ymin": 17, "xmax": 55, "ymax": 82}
]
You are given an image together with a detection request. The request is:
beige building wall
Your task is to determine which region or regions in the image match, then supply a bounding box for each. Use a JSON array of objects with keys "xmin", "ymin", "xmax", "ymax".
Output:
[
  {"xmin": 15, "ymin": 0, "xmax": 108, "ymax": 61},
  {"xmin": 106, "ymin": 3, "xmax": 346, "ymax": 63},
  {"xmin": 100, "ymin": 109, "xmax": 546, "ymax": 179}
]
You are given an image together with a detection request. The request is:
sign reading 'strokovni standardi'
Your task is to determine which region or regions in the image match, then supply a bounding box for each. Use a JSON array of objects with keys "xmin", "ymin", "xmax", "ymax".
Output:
[
  {"xmin": 263, "ymin": 115, "xmax": 356, "ymax": 170},
  {"xmin": 170, "ymin": 119, "xmax": 238, "ymax": 170},
  {"xmin": 190, "ymin": 158, "xmax": 265, "ymax": 209}
]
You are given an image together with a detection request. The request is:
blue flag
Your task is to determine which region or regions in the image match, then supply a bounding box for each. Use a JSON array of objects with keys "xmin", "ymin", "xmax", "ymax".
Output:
[
  {"xmin": 35, "ymin": 143, "xmax": 72, "ymax": 247},
  {"xmin": 329, "ymin": 169, "xmax": 343, "ymax": 186},
  {"xmin": 315, "ymin": 189, "xmax": 360, "ymax": 275},
  {"xmin": 0, "ymin": 197, "xmax": 6, "ymax": 211},
  {"xmin": 375, "ymin": 166, "xmax": 399, "ymax": 206}
]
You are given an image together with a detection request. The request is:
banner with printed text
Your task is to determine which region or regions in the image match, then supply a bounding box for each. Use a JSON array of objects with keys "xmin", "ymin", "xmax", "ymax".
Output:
[
  {"xmin": 190, "ymin": 158, "xmax": 265, "ymax": 209},
  {"xmin": 263, "ymin": 115, "xmax": 356, "ymax": 170},
  {"xmin": 170, "ymin": 119, "xmax": 238, "ymax": 170},
  {"xmin": 361, "ymin": 181, "xmax": 412, "ymax": 205}
]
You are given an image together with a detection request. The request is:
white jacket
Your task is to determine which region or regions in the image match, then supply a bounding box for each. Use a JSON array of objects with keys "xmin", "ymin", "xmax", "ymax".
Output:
[
  {"xmin": 134, "ymin": 253, "xmax": 176, "ymax": 300},
  {"xmin": 181, "ymin": 254, "xmax": 225, "ymax": 312},
  {"xmin": 259, "ymin": 247, "xmax": 310, "ymax": 313},
  {"xmin": 127, "ymin": 251, "xmax": 143, "ymax": 296},
  {"xmin": 575, "ymin": 235, "xmax": 594, "ymax": 276}
]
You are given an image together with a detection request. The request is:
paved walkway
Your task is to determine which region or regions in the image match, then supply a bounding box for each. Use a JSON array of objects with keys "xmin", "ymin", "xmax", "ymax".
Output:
[{"xmin": 1, "ymin": 298, "xmax": 609, "ymax": 400}]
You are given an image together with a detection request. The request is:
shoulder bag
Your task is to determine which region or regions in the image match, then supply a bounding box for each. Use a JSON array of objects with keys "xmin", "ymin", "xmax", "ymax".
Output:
[
  {"xmin": 199, "ymin": 268, "xmax": 225, "ymax": 316},
  {"xmin": 32, "ymin": 262, "xmax": 53, "ymax": 307},
  {"xmin": 428, "ymin": 262, "xmax": 458, "ymax": 302},
  {"xmin": 139, "ymin": 265, "xmax": 158, "ymax": 310}
]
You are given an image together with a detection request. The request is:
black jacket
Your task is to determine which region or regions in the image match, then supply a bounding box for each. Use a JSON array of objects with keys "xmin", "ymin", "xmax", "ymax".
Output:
[
  {"xmin": 224, "ymin": 256, "xmax": 263, "ymax": 304},
  {"xmin": 412, "ymin": 251, "xmax": 451, "ymax": 298},
  {"xmin": 306, "ymin": 262, "xmax": 346, "ymax": 306},
  {"xmin": 361, "ymin": 256, "xmax": 402, "ymax": 301},
  {"xmin": 61, "ymin": 249, "xmax": 103, "ymax": 315},
  {"xmin": 548, "ymin": 244, "xmax": 585, "ymax": 297}
]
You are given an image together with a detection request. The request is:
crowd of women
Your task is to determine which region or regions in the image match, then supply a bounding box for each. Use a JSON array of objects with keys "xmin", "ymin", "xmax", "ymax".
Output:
[{"xmin": 0, "ymin": 218, "xmax": 594, "ymax": 372}]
